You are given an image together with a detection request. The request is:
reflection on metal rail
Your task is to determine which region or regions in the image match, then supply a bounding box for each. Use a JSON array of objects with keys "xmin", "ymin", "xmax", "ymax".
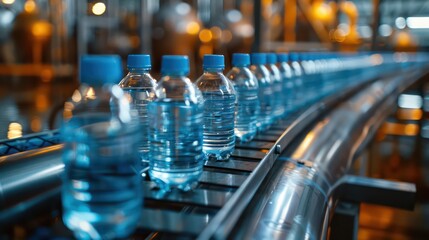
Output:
[{"xmin": 230, "ymin": 67, "xmax": 425, "ymax": 240}]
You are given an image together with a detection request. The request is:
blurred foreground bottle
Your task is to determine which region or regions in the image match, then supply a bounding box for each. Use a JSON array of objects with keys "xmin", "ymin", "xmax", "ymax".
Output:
[
  {"xmin": 119, "ymin": 54, "xmax": 157, "ymax": 173},
  {"xmin": 226, "ymin": 53, "xmax": 259, "ymax": 143},
  {"xmin": 62, "ymin": 55, "xmax": 142, "ymax": 239},
  {"xmin": 250, "ymin": 53, "xmax": 274, "ymax": 131},
  {"xmin": 148, "ymin": 55, "xmax": 204, "ymax": 191},
  {"xmin": 266, "ymin": 53, "xmax": 284, "ymax": 119},
  {"xmin": 195, "ymin": 54, "xmax": 236, "ymax": 161}
]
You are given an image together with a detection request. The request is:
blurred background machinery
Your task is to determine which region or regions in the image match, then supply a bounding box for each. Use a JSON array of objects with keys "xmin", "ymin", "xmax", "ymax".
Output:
[{"xmin": 2, "ymin": 0, "xmax": 429, "ymax": 138}]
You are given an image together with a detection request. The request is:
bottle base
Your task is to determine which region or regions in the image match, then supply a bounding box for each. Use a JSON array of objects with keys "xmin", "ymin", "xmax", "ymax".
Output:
[
  {"xmin": 63, "ymin": 208, "xmax": 140, "ymax": 240},
  {"xmin": 204, "ymin": 149, "xmax": 233, "ymax": 161},
  {"xmin": 149, "ymin": 167, "xmax": 202, "ymax": 192}
]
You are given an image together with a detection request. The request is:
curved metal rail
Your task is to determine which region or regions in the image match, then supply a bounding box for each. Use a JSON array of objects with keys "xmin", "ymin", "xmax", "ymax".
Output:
[{"xmin": 228, "ymin": 67, "xmax": 426, "ymax": 240}]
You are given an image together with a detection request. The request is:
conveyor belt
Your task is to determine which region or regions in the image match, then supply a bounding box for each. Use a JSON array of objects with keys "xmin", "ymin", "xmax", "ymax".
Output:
[
  {"xmin": 136, "ymin": 112, "xmax": 301, "ymax": 237},
  {"xmin": 0, "ymin": 71, "xmax": 391, "ymax": 238}
]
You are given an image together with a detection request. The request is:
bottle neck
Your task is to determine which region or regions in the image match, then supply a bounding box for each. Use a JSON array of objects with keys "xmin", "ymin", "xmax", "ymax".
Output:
[
  {"xmin": 233, "ymin": 65, "xmax": 248, "ymax": 68},
  {"xmin": 128, "ymin": 67, "xmax": 151, "ymax": 74},
  {"xmin": 203, "ymin": 67, "xmax": 224, "ymax": 73},
  {"xmin": 162, "ymin": 72, "xmax": 188, "ymax": 77}
]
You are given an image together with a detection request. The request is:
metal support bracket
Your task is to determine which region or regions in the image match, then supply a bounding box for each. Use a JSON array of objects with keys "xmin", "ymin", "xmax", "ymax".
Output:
[
  {"xmin": 337, "ymin": 175, "xmax": 416, "ymax": 211},
  {"xmin": 330, "ymin": 175, "xmax": 416, "ymax": 240},
  {"xmin": 329, "ymin": 201, "xmax": 360, "ymax": 240}
]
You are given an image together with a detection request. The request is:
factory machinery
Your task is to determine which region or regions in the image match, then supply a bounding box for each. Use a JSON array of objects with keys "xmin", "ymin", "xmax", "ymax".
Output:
[{"xmin": 0, "ymin": 60, "xmax": 426, "ymax": 239}]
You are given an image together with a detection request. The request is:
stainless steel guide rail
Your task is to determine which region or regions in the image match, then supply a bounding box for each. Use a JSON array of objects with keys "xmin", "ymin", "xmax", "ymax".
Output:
[
  {"xmin": 0, "ymin": 67, "xmax": 425, "ymax": 239},
  {"xmin": 228, "ymin": 68, "xmax": 425, "ymax": 240}
]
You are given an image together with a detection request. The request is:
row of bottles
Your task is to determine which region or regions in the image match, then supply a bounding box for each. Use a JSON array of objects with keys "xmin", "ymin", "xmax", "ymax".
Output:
[{"xmin": 60, "ymin": 52, "xmax": 427, "ymax": 239}]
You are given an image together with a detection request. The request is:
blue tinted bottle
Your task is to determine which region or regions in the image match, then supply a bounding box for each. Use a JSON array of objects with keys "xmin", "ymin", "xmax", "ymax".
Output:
[
  {"xmin": 62, "ymin": 55, "xmax": 142, "ymax": 239},
  {"xmin": 250, "ymin": 53, "xmax": 274, "ymax": 131},
  {"xmin": 119, "ymin": 54, "xmax": 157, "ymax": 173},
  {"xmin": 290, "ymin": 53, "xmax": 305, "ymax": 108},
  {"xmin": 226, "ymin": 53, "xmax": 260, "ymax": 143},
  {"xmin": 195, "ymin": 54, "xmax": 236, "ymax": 161},
  {"xmin": 148, "ymin": 55, "xmax": 204, "ymax": 191},
  {"xmin": 277, "ymin": 53, "xmax": 295, "ymax": 113},
  {"xmin": 266, "ymin": 53, "xmax": 285, "ymax": 119}
]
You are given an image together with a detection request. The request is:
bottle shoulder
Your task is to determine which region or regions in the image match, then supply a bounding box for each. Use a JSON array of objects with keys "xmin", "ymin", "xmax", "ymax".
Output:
[
  {"xmin": 64, "ymin": 84, "xmax": 137, "ymax": 127},
  {"xmin": 267, "ymin": 64, "xmax": 282, "ymax": 82},
  {"xmin": 279, "ymin": 63, "xmax": 294, "ymax": 78},
  {"xmin": 154, "ymin": 76, "xmax": 202, "ymax": 103},
  {"xmin": 226, "ymin": 67, "xmax": 258, "ymax": 88},
  {"xmin": 194, "ymin": 72, "xmax": 235, "ymax": 94},
  {"xmin": 250, "ymin": 65, "xmax": 271, "ymax": 84},
  {"xmin": 118, "ymin": 72, "xmax": 157, "ymax": 88}
]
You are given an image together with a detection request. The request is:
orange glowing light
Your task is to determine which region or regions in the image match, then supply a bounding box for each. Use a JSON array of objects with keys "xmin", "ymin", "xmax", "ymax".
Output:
[
  {"xmin": 397, "ymin": 109, "xmax": 423, "ymax": 120},
  {"xmin": 380, "ymin": 122, "xmax": 419, "ymax": 136},
  {"xmin": 24, "ymin": 0, "xmax": 37, "ymax": 13},
  {"xmin": 186, "ymin": 21, "xmax": 200, "ymax": 35},
  {"xmin": 31, "ymin": 21, "xmax": 52, "ymax": 39},
  {"xmin": 312, "ymin": 1, "xmax": 334, "ymax": 24},
  {"xmin": 199, "ymin": 29, "xmax": 212, "ymax": 43},
  {"xmin": 396, "ymin": 31, "xmax": 415, "ymax": 48}
]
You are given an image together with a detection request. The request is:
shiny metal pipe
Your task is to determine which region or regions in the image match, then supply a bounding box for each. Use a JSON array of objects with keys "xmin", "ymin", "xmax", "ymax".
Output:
[
  {"xmin": 0, "ymin": 145, "xmax": 63, "ymax": 210},
  {"xmin": 230, "ymin": 68, "xmax": 426, "ymax": 240}
]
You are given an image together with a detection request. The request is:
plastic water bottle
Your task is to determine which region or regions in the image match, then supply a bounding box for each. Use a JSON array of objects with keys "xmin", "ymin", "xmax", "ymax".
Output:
[
  {"xmin": 266, "ymin": 53, "xmax": 284, "ymax": 119},
  {"xmin": 250, "ymin": 53, "xmax": 274, "ymax": 131},
  {"xmin": 148, "ymin": 55, "xmax": 204, "ymax": 191},
  {"xmin": 226, "ymin": 53, "xmax": 260, "ymax": 143},
  {"xmin": 119, "ymin": 54, "xmax": 157, "ymax": 173},
  {"xmin": 277, "ymin": 53, "xmax": 295, "ymax": 113},
  {"xmin": 62, "ymin": 55, "xmax": 142, "ymax": 239},
  {"xmin": 290, "ymin": 53, "xmax": 305, "ymax": 108},
  {"xmin": 195, "ymin": 54, "xmax": 236, "ymax": 161}
]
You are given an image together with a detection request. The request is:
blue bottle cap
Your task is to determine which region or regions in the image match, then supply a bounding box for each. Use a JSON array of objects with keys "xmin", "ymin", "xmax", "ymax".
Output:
[
  {"xmin": 80, "ymin": 55, "xmax": 123, "ymax": 85},
  {"xmin": 277, "ymin": 53, "xmax": 289, "ymax": 62},
  {"xmin": 251, "ymin": 53, "xmax": 267, "ymax": 65},
  {"xmin": 203, "ymin": 54, "xmax": 225, "ymax": 69},
  {"xmin": 127, "ymin": 54, "xmax": 151, "ymax": 69},
  {"xmin": 232, "ymin": 53, "xmax": 250, "ymax": 67},
  {"xmin": 290, "ymin": 53, "xmax": 300, "ymax": 62},
  {"xmin": 266, "ymin": 53, "xmax": 277, "ymax": 64},
  {"xmin": 161, "ymin": 55, "xmax": 190, "ymax": 75}
]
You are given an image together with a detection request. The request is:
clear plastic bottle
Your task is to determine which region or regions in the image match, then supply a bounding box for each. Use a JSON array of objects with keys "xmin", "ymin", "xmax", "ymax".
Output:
[
  {"xmin": 119, "ymin": 54, "xmax": 157, "ymax": 173},
  {"xmin": 148, "ymin": 55, "xmax": 204, "ymax": 191},
  {"xmin": 250, "ymin": 53, "xmax": 274, "ymax": 131},
  {"xmin": 62, "ymin": 55, "xmax": 142, "ymax": 240},
  {"xmin": 290, "ymin": 53, "xmax": 306, "ymax": 108},
  {"xmin": 266, "ymin": 53, "xmax": 284, "ymax": 119},
  {"xmin": 226, "ymin": 53, "xmax": 260, "ymax": 143},
  {"xmin": 277, "ymin": 53, "xmax": 295, "ymax": 113},
  {"xmin": 195, "ymin": 54, "xmax": 236, "ymax": 161}
]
